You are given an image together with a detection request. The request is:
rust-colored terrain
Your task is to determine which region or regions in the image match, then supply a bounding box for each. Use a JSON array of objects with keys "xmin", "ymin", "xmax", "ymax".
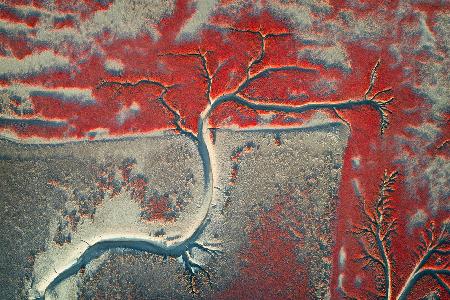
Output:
[{"xmin": 0, "ymin": 1, "xmax": 448, "ymax": 299}]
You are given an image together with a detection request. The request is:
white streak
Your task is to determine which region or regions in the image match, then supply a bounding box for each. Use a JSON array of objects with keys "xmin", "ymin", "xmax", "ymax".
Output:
[
  {"xmin": 0, "ymin": 51, "xmax": 70, "ymax": 79},
  {"xmin": 3, "ymin": 84, "xmax": 95, "ymax": 105},
  {"xmin": 177, "ymin": 0, "xmax": 218, "ymax": 41}
]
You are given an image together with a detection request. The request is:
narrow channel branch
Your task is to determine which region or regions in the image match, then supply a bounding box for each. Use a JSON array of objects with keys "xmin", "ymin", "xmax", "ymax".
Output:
[
  {"xmin": 214, "ymin": 26, "xmax": 291, "ymax": 79},
  {"xmin": 159, "ymin": 50, "xmax": 214, "ymax": 104},
  {"xmin": 351, "ymin": 170, "xmax": 398, "ymax": 300},
  {"xmin": 229, "ymin": 59, "xmax": 394, "ymax": 135},
  {"xmin": 349, "ymin": 170, "xmax": 449, "ymax": 300},
  {"xmin": 333, "ymin": 108, "xmax": 352, "ymax": 131},
  {"xmin": 96, "ymin": 78, "xmax": 196, "ymax": 140},
  {"xmin": 364, "ymin": 59, "xmax": 381, "ymax": 99},
  {"xmin": 431, "ymin": 273, "xmax": 450, "ymax": 294},
  {"xmin": 363, "ymin": 60, "xmax": 394, "ymax": 134},
  {"xmin": 396, "ymin": 221, "xmax": 450, "ymax": 300},
  {"xmin": 157, "ymin": 91, "xmax": 198, "ymax": 141}
]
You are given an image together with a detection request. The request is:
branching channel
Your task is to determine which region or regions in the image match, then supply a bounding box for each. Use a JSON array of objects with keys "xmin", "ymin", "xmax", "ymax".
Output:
[
  {"xmin": 31, "ymin": 28, "xmax": 396, "ymax": 299},
  {"xmin": 346, "ymin": 170, "xmax": 449, "ymax": 300}
]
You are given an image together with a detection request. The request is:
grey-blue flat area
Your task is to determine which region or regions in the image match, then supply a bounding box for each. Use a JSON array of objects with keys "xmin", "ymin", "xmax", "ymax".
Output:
[{"xmin": 0, "ymin": 122, "xmax": 348, "ymax": 299}]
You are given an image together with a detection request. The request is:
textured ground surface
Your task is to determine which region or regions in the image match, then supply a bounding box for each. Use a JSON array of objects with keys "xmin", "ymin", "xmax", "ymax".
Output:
[
  {"xmin": 1, "ymin": 120, "xmax": 348, "ymax": 299},
  {"xmin": 0, "ymin": 1, "xmax": 449, "ymax": 299}
]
